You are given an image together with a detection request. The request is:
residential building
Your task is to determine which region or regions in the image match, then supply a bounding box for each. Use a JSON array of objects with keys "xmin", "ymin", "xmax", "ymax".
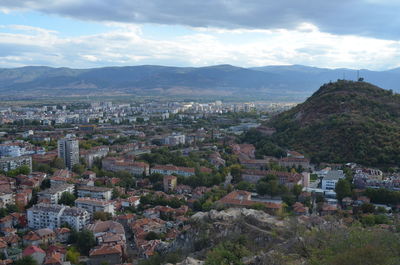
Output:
[
  {"xmin": 57, "ymin": 137, "xmax": 79, "ymax": 170},
  {"xmin": 88, "ymin": 244, "xmax": 123, "ymax": 265},
  {"xmin": 0, "ymin": 156, "xmax": 32, "ymax": 172},
  {"xmin": 23, "ymin": 246, "xmax": 46, "ymax": 265},
  {"xmin": 80, "ymin": 146, "xmax": 109, "ymax": 168},
  {"xmin": 163, "ymin": 175, "xmax": 177, "ymax": 192},
  {"xmin": 27, "ymin": 203, "xmax": 90, "ymax": 231},
  {"xmin": 77, "ymin": 186, "xmax": 112, "ymax": 200},
  {"xmin": 102, "ymin": 157, "xmax": 149, "ymax": 176},
  {"xmin": 321, "ymin": 170, "xmax": 346, "ymax": 191},
  {"xmin": 75, "ymin": 198, "xmax": 115, "ymax": 216},
  {"xmin": 218, "ymin": 190, "xmax": 282, "ymax": 214},
  {"xmin": 38, "ymin": 184, "xmax": 75, "ymax": 204},
  {"xmin": 278, "ymin": 157, "xmax": 310, "ymax": 169},
  {"xmin": 163, "ymin": 133, "xmax": 185, "ymax": 146},
  {"xmin": 151, "ymin": 164, "xmax": 211, "ymax": 177}
]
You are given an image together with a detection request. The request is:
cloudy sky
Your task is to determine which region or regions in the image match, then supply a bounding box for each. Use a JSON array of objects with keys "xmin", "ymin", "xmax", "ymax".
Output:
[{"xmin": 1, "ymin": 0, "xmax": 400, "ymax": 70}]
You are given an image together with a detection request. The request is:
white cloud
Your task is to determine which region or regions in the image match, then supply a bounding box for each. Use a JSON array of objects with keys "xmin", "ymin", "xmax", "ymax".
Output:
[
  {"xmin": 1, "ymin": 0, "xmax": 400, "ymax": 39},
  {"xmin": 0, "ymin": 23, "xmax": 400, "ymax": 70}
]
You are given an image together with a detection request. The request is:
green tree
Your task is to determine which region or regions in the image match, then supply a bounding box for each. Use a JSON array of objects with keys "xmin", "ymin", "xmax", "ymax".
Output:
[
  {"xmin": 40, "ymin": 179, "xmax": 51, "ymax": 190},
  {"xmin": 229, "ymin": 164, "xmax": 242, "ymax": 183},
  {"xmin": 14, "ymin": 256, "xmax": 38, "ymax": 265},
  {"xmin": 66, "ymin": 246, "xmax": 80, "ymax": 264},
  {"xmin": 205, "ymin": 241, "xmax": 250, "ymax": 265},
  {"xmin": 361, "ymin": 203, "xmax": 375, "ymax": 213},
  {"xmin": 335, "ymin": 179, "xmax": 352, "ymax": 202},
  {"xmin": 58, "ymin": 192, "xmax": 76, "ymax": 206},
  {"xmin": 51, "ymin": 158, "xmax": 65, "ymax": 169},
  {"xmin": 70, "ymin": 229, "xmax": 96, "ymax": 255},
  {"xmin": 72, "ymin": 164, "xmax": 85, "ymax": 175},
  {"xmin": 93, "ymin": 211, "xmax": 112, "ymax": 221},
  {"xmin": 292, "ymin": 184, "xmax": 303, "ymax": 200}
]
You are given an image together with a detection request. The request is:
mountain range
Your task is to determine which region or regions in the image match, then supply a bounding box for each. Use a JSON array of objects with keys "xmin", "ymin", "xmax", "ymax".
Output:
[{"xmin": 1, "ymin": 64, "xmax": 400, "ymax": 100}]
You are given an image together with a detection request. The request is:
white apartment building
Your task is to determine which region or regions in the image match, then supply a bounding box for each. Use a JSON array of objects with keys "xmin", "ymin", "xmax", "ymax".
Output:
[
  {"xmin": 38, "ymin": 184, "xmax": 75, "ymax": 204},
  {"xmin": 163, "ymin": 133, "xmax": 185, "ymax": 146},
  {"xmin": 77, "ymin": 186, "xmax": 112, "ymax": 200},
  {"xmin": 321, "ymin": 170, "xmax": 346, "ymax": 191},
  {"xmin": 27, "ymin": 203, "xmax": 90, "ymax": 231},
  {"xmin": 75, "ymin": 198, "xmax": 115, "ymax": 216},
  {"xmin": 0, "ymin": 156, "xmax": 32, "ymax": 172}
]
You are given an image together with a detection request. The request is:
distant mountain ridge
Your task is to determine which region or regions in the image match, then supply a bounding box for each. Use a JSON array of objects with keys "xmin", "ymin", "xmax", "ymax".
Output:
[{"xmin": 1, "ymin": 64, "xmax": 400, "ymax": 100}]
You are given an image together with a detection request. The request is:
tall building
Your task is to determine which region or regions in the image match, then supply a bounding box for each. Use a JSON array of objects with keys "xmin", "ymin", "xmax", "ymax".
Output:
[{"xmin": 57, "ymin": 137, "xmax": 79, "ymax": 170}]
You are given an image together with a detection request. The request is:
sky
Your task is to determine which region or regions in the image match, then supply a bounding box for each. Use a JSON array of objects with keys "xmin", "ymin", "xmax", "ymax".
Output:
[{"xmin": 1, "ymin": 0, "xmax": 400, "ymax": 70}]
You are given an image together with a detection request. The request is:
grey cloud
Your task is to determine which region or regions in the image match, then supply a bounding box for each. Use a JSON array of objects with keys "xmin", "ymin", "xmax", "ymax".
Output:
[{"xmin": 2, "ymin": 0, "xmax": 400, "ymax": 39}]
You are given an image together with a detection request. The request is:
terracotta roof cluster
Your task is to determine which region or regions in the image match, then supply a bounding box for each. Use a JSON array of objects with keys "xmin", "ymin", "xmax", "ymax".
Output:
[
  {"xmin": 23, "ymin": 245, "xmax": 45, "ymax": 256},
  {"xmin": 89, "ymin": 244, "xmax": 122, "ymax": 257},
  {"xmin": 293, "ymin": 202, "xmax": 308, "ymax": 214},
  {"xmin": 88, "ymin": 220, "xmax": 126, "ymax": 259}
]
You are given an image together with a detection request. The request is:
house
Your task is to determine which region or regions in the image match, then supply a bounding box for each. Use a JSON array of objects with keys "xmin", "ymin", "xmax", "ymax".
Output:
[
  {"xmin": 342, "ymin": 197, "xmax": 353, "ymax": 208},
  {"xmin": 293, "ymin": 202, "xmax": 308, "ymax": 215},
  {"xmin": 320, "ymin": 203, "xmax": 338, "ymax": 216},
  {"xmin": 88, "ymin": 244, "xmax": 123, "ymax": 265},
  {"xmin": 3, "ymin": 234, "xmax": 20, "ymax": 248},
  {"xmin": 87, "ymin": 220, "xmax": 126, "ymax": 248},
  {"xmin": 55, "ymin": 228, "xmax": 71, "ymax": 243},
  {"xmin": 121, "ymin": 196, "xmax": 140, "ymax": 208},
  {"xmin": 23, "ymin": 231, "xmax": 41, "ymax": 246},
  {"xmin": 35, "ymin": 228, "xmax": 56, "ymax": 244},
  {"xmin": 23, "ymin": 246, "xmax": 46, "ymax": 265},
  {"xmin": 0, "ymin": 216, "xmax": 12, "ymax": 230},
  {"xmin": 115, "ymin": 213, "xmax": 136, "ymax": 231}
]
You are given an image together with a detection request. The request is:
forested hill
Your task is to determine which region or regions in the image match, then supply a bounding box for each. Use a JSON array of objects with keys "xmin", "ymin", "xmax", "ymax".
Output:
[{"xmin": 270, "ymin": 80, "xmax": 400, "ymax": 167}]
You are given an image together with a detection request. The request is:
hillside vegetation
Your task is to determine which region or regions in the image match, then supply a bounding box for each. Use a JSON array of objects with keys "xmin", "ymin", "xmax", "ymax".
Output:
[{"xmin": 270, "ymin": 80, "xmax": 400, "ymax": 167}]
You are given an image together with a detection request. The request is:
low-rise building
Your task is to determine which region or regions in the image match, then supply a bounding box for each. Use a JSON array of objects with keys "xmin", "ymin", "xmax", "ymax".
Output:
[
  {"xmin": 75, "ymin": 198, "xmax": 115, "ymax": 216},
  {"xmin": 163, "ymin": 175, "xmax": 177, "ymax": 192},
  {"xmin": 321, "ymin": 170, "xmax": 346, "ymax": 191},
  {"xmin": 102, "ymin": 157, "xmax": 149, "ymax": 176},
  {"xmin": 151, "ymin": 164, "xmax": 211, "ymax": 177},
  {"xmin": 77, "ymin": 186, "xmax": 112, "ymax": 200}
]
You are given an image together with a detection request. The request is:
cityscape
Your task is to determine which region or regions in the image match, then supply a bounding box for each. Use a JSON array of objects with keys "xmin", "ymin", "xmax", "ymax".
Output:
[{"xmin": 1, "ymin": 1, "xmax": 400, "ymax": 265}]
